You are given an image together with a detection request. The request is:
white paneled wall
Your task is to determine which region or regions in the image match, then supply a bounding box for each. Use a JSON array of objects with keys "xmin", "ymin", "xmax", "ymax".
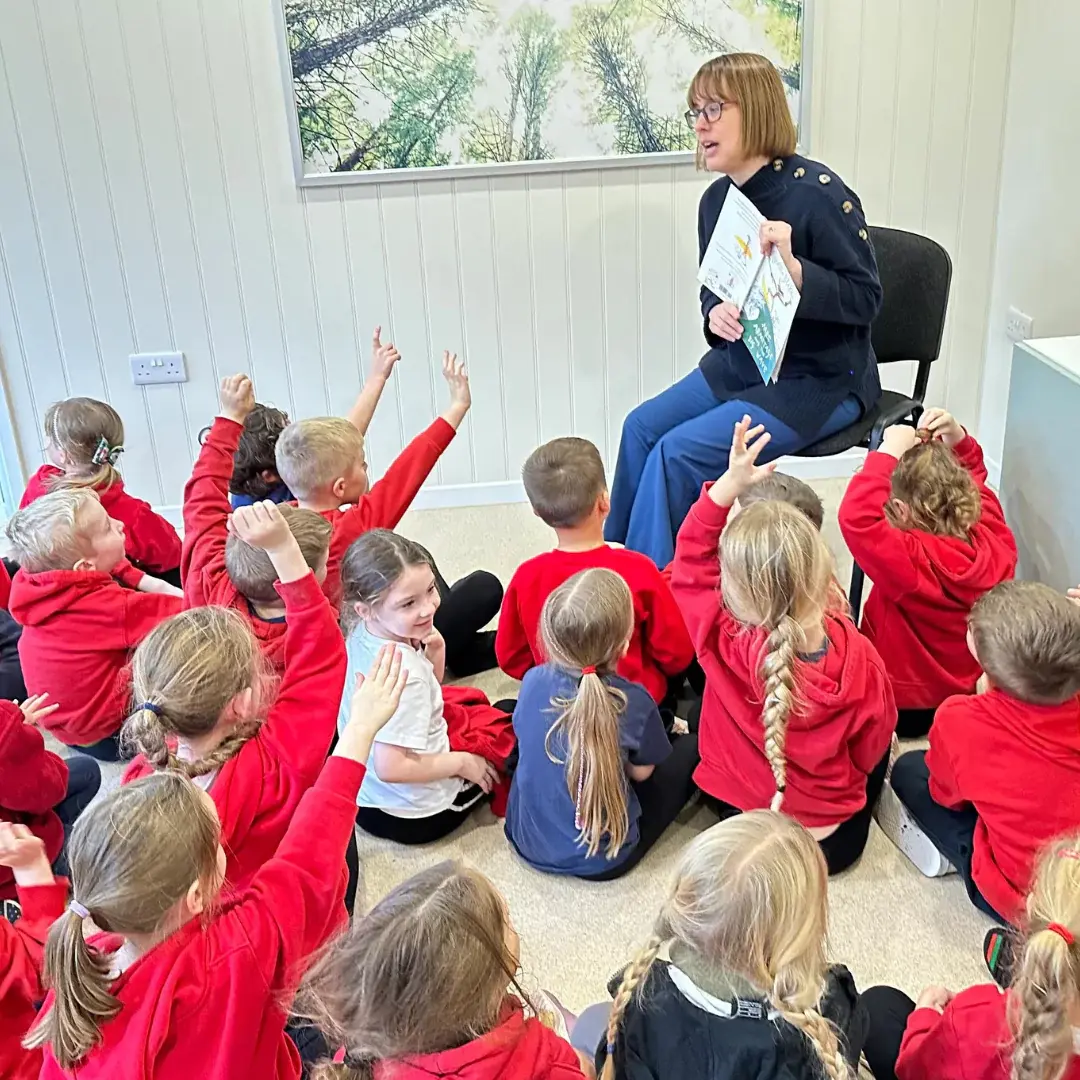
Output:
[{"xmin": 0, "ymin": 0, "xmax": 1015, "ymax": 513}]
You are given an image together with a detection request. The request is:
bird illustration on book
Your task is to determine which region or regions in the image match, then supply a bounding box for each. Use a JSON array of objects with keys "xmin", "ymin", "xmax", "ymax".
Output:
[{"xmin": 735, "ymin": 234, "xmax": 753, "ymax": 260}]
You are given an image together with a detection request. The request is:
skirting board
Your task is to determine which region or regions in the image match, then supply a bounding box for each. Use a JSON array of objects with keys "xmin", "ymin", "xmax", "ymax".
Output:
[{"xmin": 151, "ymin": 447, "xmax": 868, "ymax": 526}]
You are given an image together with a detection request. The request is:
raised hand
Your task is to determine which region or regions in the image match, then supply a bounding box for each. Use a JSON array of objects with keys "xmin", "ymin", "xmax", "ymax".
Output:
[
  {"xmin": 335, "ymin": 644, "xmax": 408, "ymax": 763},
  {"xmin": 219, "ymin": 374, "xmax": 256, "ymax": 425},
  {"xmin": 441, "ymin": 351, "xmax": 471, "ymax": 428},
  {"xmin": 227, "ymin": 500, "xmax": 292, "ymax": 553},
  {"xmin": 371, "ymin": 326, "xmax": 402, "ymax": 381},
  {"xmin": 880, "ymin": 424, "xmax": 921, "ymax": 460},
  {"xmin": 918, "ymin": 407, "xmax": 964, "ymax": 448}
]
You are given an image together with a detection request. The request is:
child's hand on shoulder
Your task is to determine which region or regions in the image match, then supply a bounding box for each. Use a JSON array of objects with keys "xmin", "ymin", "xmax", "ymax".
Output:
[
  {"xmin": 919, "ymin": 407, "xmax": 964, "ymax": 447},
  {"xmin": 335, "ymin": 644, "xmax": 408, "ymax": 762},
  {"xmin": 709, "ymin": 415, "xmax": 776, "ymax": 507},
  {"xmin": 0, "ymin": 822, "xmax": 55, "ymax": 887},
  {"xmin": 228, "ymin": 500, "xmax": 293, "ymax": 553},
  {"xmin": 880, "ymin": 424, "xmax": 921, "ymax": 460},
  {"xmin": 219, "ymin": 374, "xmax": 256, "ymax": 426},
  {"xmin": 370, "ymin": 326, "xmax": 402, "ymax": 382},
  {"xmin": 17, "ymin": 692, "xmax": 59, "ymax": 728},
  {"xmin": 440, "ymin": 351, "xmax": 471, "ymax": 428}
]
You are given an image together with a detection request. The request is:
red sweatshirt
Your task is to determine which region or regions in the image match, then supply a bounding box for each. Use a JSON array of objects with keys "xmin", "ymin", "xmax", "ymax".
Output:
[
  {"xmin": 0, "ymin": 700, "xmax": 68, "ymax": 901},
  {"xmin": 926, "ymin": 687, "xmax": 1080, "ymax": 921},
  {"xmin": 38, "ymin": 756, "xmax": 364, "ymax": 1080},
  {"xmin": 123, "ymin": 572, "xmax": 347, "ymax": 891},
  {"xmin": 370, "ymin": 1000, "xmax": 587, "ymax": 1080},
  {"xmin": 21, "ymin": 464, "xmax": 182, "ymax": 575},
  {"xmin": 9, "ymin": 564, "xmax": 182, "ymax": 747},
  {"xmin": 672, "ymin": 487, "xmax": 896, "ymax": 828},
  {"xmin": 318, "ymin": 417, "xmax": 456, "ymax": 607},
  {"xmin": 0, "ymin": 560, "xmax": 10, "ymax": 610},
  {"xmin": 496, "ymin": 546, "xmax": 694, "ymax": 703},
  {"xmin": 896, "ymin": 983, "xmax": 1080, "ymax": 1080},
  {"xmin": 182, "ymin": 416, "xmax": 298, "ymax": 673},
  {"xmin": 0, "ymin": 878, "xmax": 68, "ymax": 1080},
  {"xmin": 838, "ymin": 434, "xmax": 1018, "ymax": 709}
]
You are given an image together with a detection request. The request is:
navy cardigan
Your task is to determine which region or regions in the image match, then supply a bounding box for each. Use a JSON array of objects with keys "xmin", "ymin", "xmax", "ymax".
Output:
[{"xmin": 697, "ymin": 154, "xmax": 883, "ymax": 438}]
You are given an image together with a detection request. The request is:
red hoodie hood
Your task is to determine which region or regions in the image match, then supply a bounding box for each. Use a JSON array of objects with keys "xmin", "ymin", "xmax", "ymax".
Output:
[
  {"xmin": 8, "ymin": 568, "xmax": 119, "ymax": 626},
  {"xmin": 373, "ymin": 1002, "xmax": 584, "ymax": 1080},
  {"xmin": 913, "ymin": 521, "xmax": 1016, "ymax": 605}
]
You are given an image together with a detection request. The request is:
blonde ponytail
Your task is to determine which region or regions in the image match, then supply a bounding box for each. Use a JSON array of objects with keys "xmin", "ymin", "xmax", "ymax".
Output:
[
  {"xmin": 761, "ymin": 615, "xmax": 801, "ymax": 813},
  {"xmin": 599, "ymin": 930, "xmax": 667, "ymax": 1080}
]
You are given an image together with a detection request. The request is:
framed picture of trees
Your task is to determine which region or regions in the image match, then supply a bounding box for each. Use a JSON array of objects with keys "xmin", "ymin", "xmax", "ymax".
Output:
[{"xmin": 278, "ymin": 0, "xmax": 807, "ymax": 184}]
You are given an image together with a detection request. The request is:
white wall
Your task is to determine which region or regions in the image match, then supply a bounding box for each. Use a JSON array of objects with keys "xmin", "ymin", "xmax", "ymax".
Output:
[
  {"xmin": 0, "ymin": 0, "xmax": 1014, "ymax": 512},
  {"xmin": 977, "ymin": 0, "xmax": 1080, "ymax": 479}
]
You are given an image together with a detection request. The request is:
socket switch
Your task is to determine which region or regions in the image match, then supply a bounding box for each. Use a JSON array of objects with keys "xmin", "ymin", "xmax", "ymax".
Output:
[
  {"xmin": 1005, "ymin": 306, "xmax": 1034, "ymax": 343},
  {"xmin": 130, "ymin": 352, "xmax": 187, "ymax": 386}
]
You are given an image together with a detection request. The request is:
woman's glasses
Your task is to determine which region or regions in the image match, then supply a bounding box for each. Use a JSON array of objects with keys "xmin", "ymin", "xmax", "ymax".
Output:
[{"xmin": 684, "ymin": 100, "xmax": 733, "ymax": 129}]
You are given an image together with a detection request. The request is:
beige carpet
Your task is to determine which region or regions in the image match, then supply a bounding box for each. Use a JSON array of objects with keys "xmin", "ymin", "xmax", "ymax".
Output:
[{"xmin": 81, "ymin": 479, "xmax": 993, "ymax": 1014}]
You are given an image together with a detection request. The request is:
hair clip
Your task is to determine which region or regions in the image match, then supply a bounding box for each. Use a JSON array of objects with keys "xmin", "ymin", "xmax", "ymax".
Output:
[
  {"xmin": 91, "ymin": 437, "xmax": 125, "ymax": 467},
  {"xmin": 1047, "ymin": 922, "xmax": 1076, "ymax": 946},
  {"xmin": 68, "ymin": 900, "xmax": 90, "ymax": 920}
]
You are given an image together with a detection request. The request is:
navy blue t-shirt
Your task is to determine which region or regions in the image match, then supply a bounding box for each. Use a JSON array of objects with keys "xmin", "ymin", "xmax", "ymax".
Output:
[{"xmin": 505, "ymin": 665, "xmax": 672, "ymax": 876}]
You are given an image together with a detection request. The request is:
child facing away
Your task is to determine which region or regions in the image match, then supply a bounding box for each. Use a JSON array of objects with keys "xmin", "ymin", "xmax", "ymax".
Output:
[
  {"xmin": 595, "ymin": 811, "xmax": 866, "ymax": 1080},
  {"xmin": 838, "ymin": 408, "xmax": 1018, "ymax": 737},
  {"xmin": 498, "ymin": 438, "xmax": 694, "ymax": 708},
  {"xmin": 860, "ymin": 831, "xmax": 1080, "ymax": 1080},
  {"xmin": 121, "ymin": 501, "xmax": 350, "ymax": 899},
  {"xmin": 21, "ymin": 396, "xmax": 182, "ymax": 582},
  {"xmin": 27, "ymin": 648, "xmax": 407, "ymax": 1080},
  {"xmin": 6, "ymin": 490, "xmax": 183, "ymax": 759},
  {"xmin": 338, "ymin": 530, "xmax": 515, "ymax": 844},
  {"xmin": 0, "ymin": 822, "xmax": 69, "ymax": 1080},
  {"xmin": 0, "ymin": 696, "xmax": 99, "ymax": 902},
  {"xmin": 184, "ymin": 374, "xmax": 333, "ymax": 672},
  {"xmin": 505, "ymin": 568, "xmax": 699, "ymax": 880},
  {"xmin": 877, "ymin": 580, "xmax": 1080, "ymax": 924},
  {"xmin": 296, "ymin": 860, "xmax": 594, "ymax": 1080},
  {"xmin": 671, "ymin": 417, "xmax": 897, "ymax": 875}
]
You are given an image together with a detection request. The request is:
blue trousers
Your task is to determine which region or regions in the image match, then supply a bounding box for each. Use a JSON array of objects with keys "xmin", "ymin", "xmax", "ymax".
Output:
[{"xmin": 605, "ymin": 368, "xmax": 861, "ymax": 566}]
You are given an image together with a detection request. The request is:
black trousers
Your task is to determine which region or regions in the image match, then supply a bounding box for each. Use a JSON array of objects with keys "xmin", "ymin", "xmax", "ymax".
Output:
[
  {"xmin": 580, "ymin": 732, "xmax": 700, "ymax": 882},
  {"xmin": 343, "ymin": 827, "xmax": 359, "ymax": 915},
  {"xmin": 429, "ymin": 560, "xmax": 502, "ymax": 678},
  {"xmin": 700, "ymin": 750, "xmax": 890, "ymax": 876},
  {"xmin": 355, "ymin": 783, "xmax": 487, "ymax": 844},
  {"xmin": 896, "ymin": 707, "xmax": 936, "ymax": 739},
  {"xmin": 861, "ymin": 984, "xmax": 916, "ymax": 1080},
  {"xmin": 51, "ymin": 755, "xmax": 102, "ymax": 878},
  {"xmin": 75, "ymin": 733, "xmax": 124, "ymax": 762}
]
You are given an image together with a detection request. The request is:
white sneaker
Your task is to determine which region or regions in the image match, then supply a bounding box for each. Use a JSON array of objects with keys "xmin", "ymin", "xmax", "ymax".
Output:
[{"xmin": 874, "ymin": 782, "xmax": 955, "ymax": 878}]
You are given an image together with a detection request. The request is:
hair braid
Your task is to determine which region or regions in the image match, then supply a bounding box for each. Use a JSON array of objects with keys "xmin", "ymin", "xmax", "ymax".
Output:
[
  {"xmin": 760, "ymin": 616, "xmax": 800, "ymax": 812},
  {"xmin": 600, "ymin": 931, "xmax": 666, "ymax": 1080},
  {"xmin": 168, "ymin": 720, "xmax": 263, "ymax": 780},
  {"xmin": 1009, "ymin": 928, "xmax": 1076, "ymax": 1080},
  {"xmin": 777, "ymin": 1004, "xmax": 848, "ymax": 1080}
]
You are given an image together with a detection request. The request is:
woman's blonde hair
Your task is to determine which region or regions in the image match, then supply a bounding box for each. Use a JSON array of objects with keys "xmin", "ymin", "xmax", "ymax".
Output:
[
  {"xmin": 5, "ymin": 489, "xmax": 101, "ymax": 572},
  {"xmin": 539, "ymin": 568, "xmax": 635, "ymax": 860},
  {"xmin": 720, "ymin": 501, "xmax": 835, "ymax": 812},
  {"xmin": 43, "ymin": 397, "xmax": 125, "ymax": 492},
  {"xmin": 1008, "ymin": 832, "xmax": 1080, "ymax": 1080},
  {"xmin": 601, "ymin": 811, "xmax": 844, "ymax": 1080},
  {"xmin": 297, "ymin": 861, "xmax": 529, "ymax": 1080},
  {"xmin": 886, "ymin": 440, "xmax": 982, "ymax": 540},
  {"xmin": 121, "ymin": 606, "xmax": 273, "ymax": 779},
  {"xmin": 24, "ymin": 771, "xmax": 221, "ymax": 1069},
  {"xmin": 688, "ymin": 53, "xmax": 797, "ymax": 167}
]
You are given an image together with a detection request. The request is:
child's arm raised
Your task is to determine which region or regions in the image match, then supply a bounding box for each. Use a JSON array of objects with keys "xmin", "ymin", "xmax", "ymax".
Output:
[
  {"xmin": 0, "ymin": 699, "xmax": 67, "ymax": 814},
  {"xmin": 181, "ymin": 374, "xmax": 255, "ymax": 605},
  {"xmin": 228, "ymin": 501, "xmax": 347, "ymax": 782},
  {"xmin": 347, "ymin": 327, "xmax": 401, "ymax": 436},
  {"xmin": 836, "ymin": 424, "xmax": 923, "ymax": 602}
]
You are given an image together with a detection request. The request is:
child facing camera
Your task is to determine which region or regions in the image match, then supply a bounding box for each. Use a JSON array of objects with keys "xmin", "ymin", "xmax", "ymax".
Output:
[
  {"xmin": 671, "ymin": 417, "xmax": 896, "ymax": 875},
  {"xmin": 21, "ymin": 396, "xmax": 182, "ymax": 581},
  {"xmin": 839, "ymin": 408, "xmax": 1018, "ymax": 737},
  {"xmin": 505, "ymin": 567, "xmax": 699, "ymax": 880}
]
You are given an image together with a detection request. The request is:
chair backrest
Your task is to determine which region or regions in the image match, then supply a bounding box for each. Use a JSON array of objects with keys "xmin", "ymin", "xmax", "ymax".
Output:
[{"xmin": 868, "ymin": 225, "xmax": 953, "ymax": 366}]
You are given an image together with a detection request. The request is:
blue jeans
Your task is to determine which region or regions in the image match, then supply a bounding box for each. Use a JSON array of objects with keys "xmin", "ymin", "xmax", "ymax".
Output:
[{"xmin": 605, "ymin": 369, "xmax": 862, "ymax": 566}]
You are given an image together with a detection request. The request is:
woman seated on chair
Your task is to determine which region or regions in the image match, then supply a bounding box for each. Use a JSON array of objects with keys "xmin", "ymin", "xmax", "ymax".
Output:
[{"xmin": 605, "ymin": 52, "xmax": 884, "ymax": 568}]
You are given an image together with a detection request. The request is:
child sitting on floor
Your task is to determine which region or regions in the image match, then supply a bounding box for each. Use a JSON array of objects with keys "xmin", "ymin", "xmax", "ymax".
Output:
[
  {"xmin": 184, "ymin": 374, "xmax": 332, "ymax": 672},
  {"xmin": 0, "ymin": 695, "xmax": 99, "ymax": 902},
  {"xmin": 21, "ymin": 396, "xmax": 182, "ymax": 583},
  {"xmin": 595, "ymin": 811, "xmax": 866, "ymax": 1080},
  {"xmin": 671, "ymin": 417, "xmax": 896, "ymax": 875},
  {"xmin": 338, "ymin": 530, "xmax": 514, "ymax": 844},
  {"xmin": 26, "ymin": 649, "xmax": 404, "ymax": 1079},
  {"xmin": 505, "ymin": 568, "xmax": 698, "ymax": 881},
  {"xmin": 877, "ymin": 580, "xmax": 1080, "ymax": 924},
  {"xmin": 498, "ymin": 437, "xmax": 694, "ymax": 710},
  {"xmin": 838, "ymin": 408, "xmax": 1018, "ymax": 737},
  {"xmin": 122, "ymin": 500, "xmax": 349, "ymax": 899},
  {"xmin": 6, "ymin": 490, "xmax": 183, "ymax": 759},
  {"xmin": 297, "ymin": 860, "xmax": 594, "ymax": 1079},
  {"xmin": 860, "ymin": 830, "xmax": 1080, "ymax": 1080},
  {"xmin": 0, "ymin": 822, "xmax": 69, "ymax": 1080}
]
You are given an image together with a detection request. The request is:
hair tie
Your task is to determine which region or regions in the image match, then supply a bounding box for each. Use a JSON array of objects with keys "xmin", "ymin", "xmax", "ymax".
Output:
[
  {"xmin": 1047, "ymin": 922, "xmax": 1076, "ymax": 946},
  {"xmin": 136, "ymin": 702, "xmax": 162, "ymax": 717},
  {"xmin": 1058, "ymin": 848, "xmax": 1080, "ymax": 861},
  {"xmin": 580, "ymin": 665, "xmax": 597, "ymax": 676},
  {"xmin": 606, "ymin": 1040, "xmax": 616, "ymax": 1056},
  {"xmin": 68, "ymin": 900, "xmax": 90, "ymax": 920}
]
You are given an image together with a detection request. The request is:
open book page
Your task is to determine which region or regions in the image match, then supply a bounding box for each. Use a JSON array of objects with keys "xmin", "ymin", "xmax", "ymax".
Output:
[
  {"xmin": 697, "ymin": 184, "xmax": 766, "ymax": 308},
  {"xmin": 740, "ymin": 248, "xmax": 799, "ymax": 384}
]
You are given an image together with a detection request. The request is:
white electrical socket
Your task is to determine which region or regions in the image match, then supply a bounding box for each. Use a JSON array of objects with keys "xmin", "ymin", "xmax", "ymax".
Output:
[
  {"xmin": 1005, "ymin": 306, "xmax": 1034, "ymax": 343},
  {"xmin": 130, "ymin": 352, "xmax": 187, "ymax": 386}
]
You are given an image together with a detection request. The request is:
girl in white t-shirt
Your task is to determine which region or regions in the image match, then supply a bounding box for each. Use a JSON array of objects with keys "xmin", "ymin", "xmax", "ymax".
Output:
[{"xmin": 338, "ymin": 529, "xmax": 503, "ymax": 844}]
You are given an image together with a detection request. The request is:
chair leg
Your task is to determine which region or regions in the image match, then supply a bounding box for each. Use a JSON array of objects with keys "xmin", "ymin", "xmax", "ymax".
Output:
[{"xmin": 848, "ymin": 562, "xmax": 867, "ymax": 624}]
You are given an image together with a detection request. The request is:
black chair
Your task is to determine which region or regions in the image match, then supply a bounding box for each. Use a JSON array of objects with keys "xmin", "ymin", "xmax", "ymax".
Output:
[{"xmin": 795, "ymin": 225, "xmax": 953, "ymax": 619}]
